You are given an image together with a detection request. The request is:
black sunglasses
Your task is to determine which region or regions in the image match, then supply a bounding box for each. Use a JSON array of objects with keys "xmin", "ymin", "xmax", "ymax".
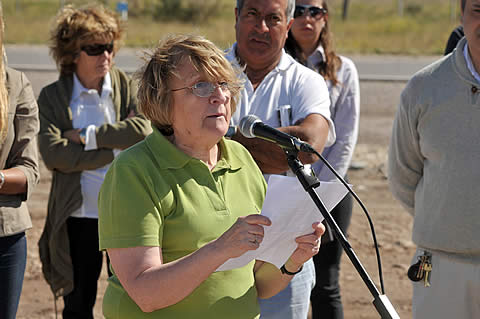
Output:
[
  {"xmin": 81, "ymin": 42, "xmax": 114, "ymax": 56},
  {"xmin": 294, "ymin": 5, "xmax": 327, "ymax": 19}
]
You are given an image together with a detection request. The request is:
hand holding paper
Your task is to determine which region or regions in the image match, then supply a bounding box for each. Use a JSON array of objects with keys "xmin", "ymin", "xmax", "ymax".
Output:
[
  {"xmin": 214, "ymin": 214, "xmax": 271, "ymax": 259},
  {"xmin": 287, "ymin": 221, "xmax": 325, "ymax": 269},
  {"xmin": 216, "ymin": 175, "xmax": 348, "ymax": 271}
]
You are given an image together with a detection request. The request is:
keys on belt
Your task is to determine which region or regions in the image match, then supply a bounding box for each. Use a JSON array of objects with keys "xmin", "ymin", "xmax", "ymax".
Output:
[{"xmin": 407, "ymin": 251, "xmax": 432, "ymax": 287}]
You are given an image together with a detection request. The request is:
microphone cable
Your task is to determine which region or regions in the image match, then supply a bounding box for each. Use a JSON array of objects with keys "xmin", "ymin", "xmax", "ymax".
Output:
[
  {"xmin": 236, "ymin": 115, "xmax": 386, "ymax": 294},
  {"xmin": 310, "ymin": 147, "xmax": 386, "ymax": 295}
]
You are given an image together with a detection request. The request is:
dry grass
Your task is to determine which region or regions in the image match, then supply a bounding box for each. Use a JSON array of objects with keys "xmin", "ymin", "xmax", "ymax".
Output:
[{"xmin": 4, "ymin": 0, "xmax": 462, "ymax": 54}]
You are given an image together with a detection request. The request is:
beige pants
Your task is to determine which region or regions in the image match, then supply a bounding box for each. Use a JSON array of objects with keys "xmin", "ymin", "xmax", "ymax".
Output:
[{"xmin": 411, "ymin": 249, "xmax": 480, "ymax": 319}]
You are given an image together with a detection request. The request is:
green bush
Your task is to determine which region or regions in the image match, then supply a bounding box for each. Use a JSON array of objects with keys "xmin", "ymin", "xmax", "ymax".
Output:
[{"xmin": 405, "ymin": 4, "xmax": 422, "ymax": 16}]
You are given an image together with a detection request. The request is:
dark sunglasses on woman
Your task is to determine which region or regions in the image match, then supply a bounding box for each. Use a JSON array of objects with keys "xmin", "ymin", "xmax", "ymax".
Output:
[
  {"xmin": 81, "ymin": 42, "xmax": 114, "ymax": 56},
  {"xmin": 294, "ymin": 5, "xmax": 327, "ymax": 19}
]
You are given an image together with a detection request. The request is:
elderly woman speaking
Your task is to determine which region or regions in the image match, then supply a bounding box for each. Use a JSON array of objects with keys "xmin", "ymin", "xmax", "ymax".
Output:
[{"xmin": 98, "ymin": 34, "xmax": 325, "ymax": 319}]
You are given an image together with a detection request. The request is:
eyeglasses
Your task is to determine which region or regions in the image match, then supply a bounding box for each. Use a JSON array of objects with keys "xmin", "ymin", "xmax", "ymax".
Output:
[
  {"xmin": 81, "ymin": 42, "xmax": 114, "ymax": 56},
  {"xmin": 171, "ymin": 81, "xmax": 230, "ymax": 98},
  {"xmin": 294, "ymin": 5, "xmax": 327, "ymax": 19}
]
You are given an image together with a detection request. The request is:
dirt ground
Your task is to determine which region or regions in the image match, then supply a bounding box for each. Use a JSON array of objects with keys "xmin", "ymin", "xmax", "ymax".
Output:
[{"xmin": 15, "ymin": 75, "xmax": 415, "ymax": 318}]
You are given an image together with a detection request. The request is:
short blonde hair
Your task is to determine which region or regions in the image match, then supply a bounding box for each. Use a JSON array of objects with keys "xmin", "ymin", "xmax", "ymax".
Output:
[
  {"xmin": 49, "ymin": 4, "xmax": 123, "ymax": 75},
  {"xmin": 136, "ymin": 34, "xmax": 243, "ymax": 135}
]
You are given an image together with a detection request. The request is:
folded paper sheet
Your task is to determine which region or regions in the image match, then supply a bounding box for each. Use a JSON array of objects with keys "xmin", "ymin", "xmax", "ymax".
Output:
[{"xmin": 216, "ymin": 175, "xmax": 349, "ymax": 271}]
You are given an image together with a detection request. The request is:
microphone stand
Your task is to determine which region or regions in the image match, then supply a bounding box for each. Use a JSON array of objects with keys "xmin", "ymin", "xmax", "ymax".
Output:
[{"xmin": 284, "ymin": 148, "xmax": 400, "ymax": 319}]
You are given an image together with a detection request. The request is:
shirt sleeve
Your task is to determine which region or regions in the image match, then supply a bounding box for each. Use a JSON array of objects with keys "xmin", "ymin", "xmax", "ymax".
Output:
[
  {"xmin": 37, "ymin": 87, "xmax": 115, "ymax": 173},
  {"xmin": 84, "ymin": 124, "xmax": 98, "ymax": 151},
  {"xmin": 98, "ymin": 157, "xmax": 165, "ymax": 250},
  {"xmin": 290, "ymin": 66, "xmax": 336, "ymax": 147},
  {"xmin": 9, "ymin": 71, "xmax": 40, "ymax": 200},
  {"xmin": 94, "ymin": 76, "xmax": 152, "ymax": 150},
  {"xmin": 387, "ymin": 80, "xmax": 424, "ymax": 215},
  {"xmin": 315, "ymin": 58, "xmax": 360, "ymax": 180}
]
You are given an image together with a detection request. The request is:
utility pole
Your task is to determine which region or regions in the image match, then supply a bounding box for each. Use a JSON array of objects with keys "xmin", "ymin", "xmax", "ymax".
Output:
[{"xmin": 342, "ymin": 0, "xmax": 350, "ymax": 21}]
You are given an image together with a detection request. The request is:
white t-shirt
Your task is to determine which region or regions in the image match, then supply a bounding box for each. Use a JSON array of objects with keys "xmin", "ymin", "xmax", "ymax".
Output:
[
  {"xmin": 227, "ymin": 44, "xmax": 335, "ymax": 146},
  {"xmin": 70, "ymin": 72, "xmax": 117, "ymax": 219},
  {"xmin": 226, "ymin": 45, "xmax": 335, "ymax": 178}
]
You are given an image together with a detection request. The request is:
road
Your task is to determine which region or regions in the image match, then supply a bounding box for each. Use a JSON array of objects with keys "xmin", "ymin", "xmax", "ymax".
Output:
[{"xmin": 6, "ymin": 44, "xmax": 442, "ymax": 82}]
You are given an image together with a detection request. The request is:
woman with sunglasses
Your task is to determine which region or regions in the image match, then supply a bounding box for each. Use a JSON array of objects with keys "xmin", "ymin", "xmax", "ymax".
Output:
[
  {"xmin": 37, "ymin": 4, "xmax": 151, "ymax": 318},
  {"xmin": 97, "ymin": 34, "xmax": 325, "ymax": 319},
  {"xmin": 285, "ymin": 1, "xmax": 360, "ymax": 319},
  {"xmin": 0, "ymin": 4, "xmax": 40, "ymax": 319}
]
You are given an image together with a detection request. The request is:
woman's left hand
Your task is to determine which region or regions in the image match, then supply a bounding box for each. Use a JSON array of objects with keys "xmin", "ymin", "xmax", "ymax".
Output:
[{"xmin": 288, "ymin": 222, "xmax": 325, "ymax": 268}]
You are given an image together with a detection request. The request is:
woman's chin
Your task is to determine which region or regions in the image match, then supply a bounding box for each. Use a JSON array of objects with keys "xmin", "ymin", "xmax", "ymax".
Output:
[{"xmin": 205, "ymin": 118, "xmax": 229, "ymax": 135}]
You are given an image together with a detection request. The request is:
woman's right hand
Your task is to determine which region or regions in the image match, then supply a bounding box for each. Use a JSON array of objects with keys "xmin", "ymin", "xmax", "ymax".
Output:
[{"xmin": 215, "ymin": 214, "xmax": 271, "ymax": 259}]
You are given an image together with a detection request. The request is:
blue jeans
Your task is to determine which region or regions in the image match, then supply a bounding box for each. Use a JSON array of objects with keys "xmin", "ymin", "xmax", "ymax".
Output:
[
  {"xmin": 0, "ymin": 232, "xmax": 27, "ymax": 319},
  {"xmin": 259, "ymin": 258, "xmax": 316, "ymax": 319}
]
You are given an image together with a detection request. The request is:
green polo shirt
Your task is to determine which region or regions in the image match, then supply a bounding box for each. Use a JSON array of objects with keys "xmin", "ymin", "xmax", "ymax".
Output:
[{"xmin": 98, "ymin": 126, "xmax": 266, "ymax": 319}]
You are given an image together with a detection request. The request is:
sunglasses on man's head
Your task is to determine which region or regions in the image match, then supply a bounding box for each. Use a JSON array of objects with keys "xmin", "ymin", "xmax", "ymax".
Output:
[
  {"xmin": 294, "ymin": 5, "xmax": 327, "ymax": 19},
  {"xmin": 81, "ymin": 42, "xmax": 114, "ymax": 56}
]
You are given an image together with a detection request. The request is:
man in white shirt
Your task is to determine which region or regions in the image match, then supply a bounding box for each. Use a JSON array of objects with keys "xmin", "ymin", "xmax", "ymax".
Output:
[{"xmin": 228, "ymin": 0, "xmax": 335, "ymax": 317}]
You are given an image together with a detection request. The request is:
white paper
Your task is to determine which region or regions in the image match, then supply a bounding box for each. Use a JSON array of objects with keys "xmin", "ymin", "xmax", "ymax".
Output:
[{"xmin": 216, "ymin": 175, "xmax": 349, "ymax": 271}]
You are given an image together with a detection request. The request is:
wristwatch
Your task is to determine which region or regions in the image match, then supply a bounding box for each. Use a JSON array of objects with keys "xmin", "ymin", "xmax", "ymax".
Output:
[
  {"xmin": 280, "ymin": 263, "xmax": 303, "ymax": 276},
  {"xmin": 78, "ymin": 128, "xmax": 87, "ymax": 145}
]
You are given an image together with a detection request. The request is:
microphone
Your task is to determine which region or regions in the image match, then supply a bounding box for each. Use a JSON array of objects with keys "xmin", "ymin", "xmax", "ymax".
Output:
[{"xmin": 239, "ymin": 115, "xmax": 315, "ymax": 153}]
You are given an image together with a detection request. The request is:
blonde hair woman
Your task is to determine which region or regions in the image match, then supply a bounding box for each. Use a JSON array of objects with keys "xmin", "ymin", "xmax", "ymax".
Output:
[
  {"xmin": 0, "ymin": 4, "xmax": 40, "ymax": 319},
  {"xmin": 98, "ymin": 34, "xmax": 325, "ymax": 319}
]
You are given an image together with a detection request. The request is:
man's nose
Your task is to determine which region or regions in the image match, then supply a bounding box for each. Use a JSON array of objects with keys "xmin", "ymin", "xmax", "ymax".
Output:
[{"xmin": 254, "ymin": 16, "xmax": 270, "ymax": 33}]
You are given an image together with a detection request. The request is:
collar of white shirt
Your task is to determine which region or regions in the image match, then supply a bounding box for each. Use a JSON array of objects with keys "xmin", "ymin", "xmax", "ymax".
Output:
[
  {"xmin": 307, "ymin": 45, "xmax": 325, "ymax": 69},
  {"xmin": 463, "ymin": 42, "xmax": 480, "ymax": 84},
  {"xmin": 72, "ymin": 72, "xmax": 112, "ymax": 101},
  {"xmin": 226, "ymin": 43, "xmax": 295, "ymax": 76}
]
